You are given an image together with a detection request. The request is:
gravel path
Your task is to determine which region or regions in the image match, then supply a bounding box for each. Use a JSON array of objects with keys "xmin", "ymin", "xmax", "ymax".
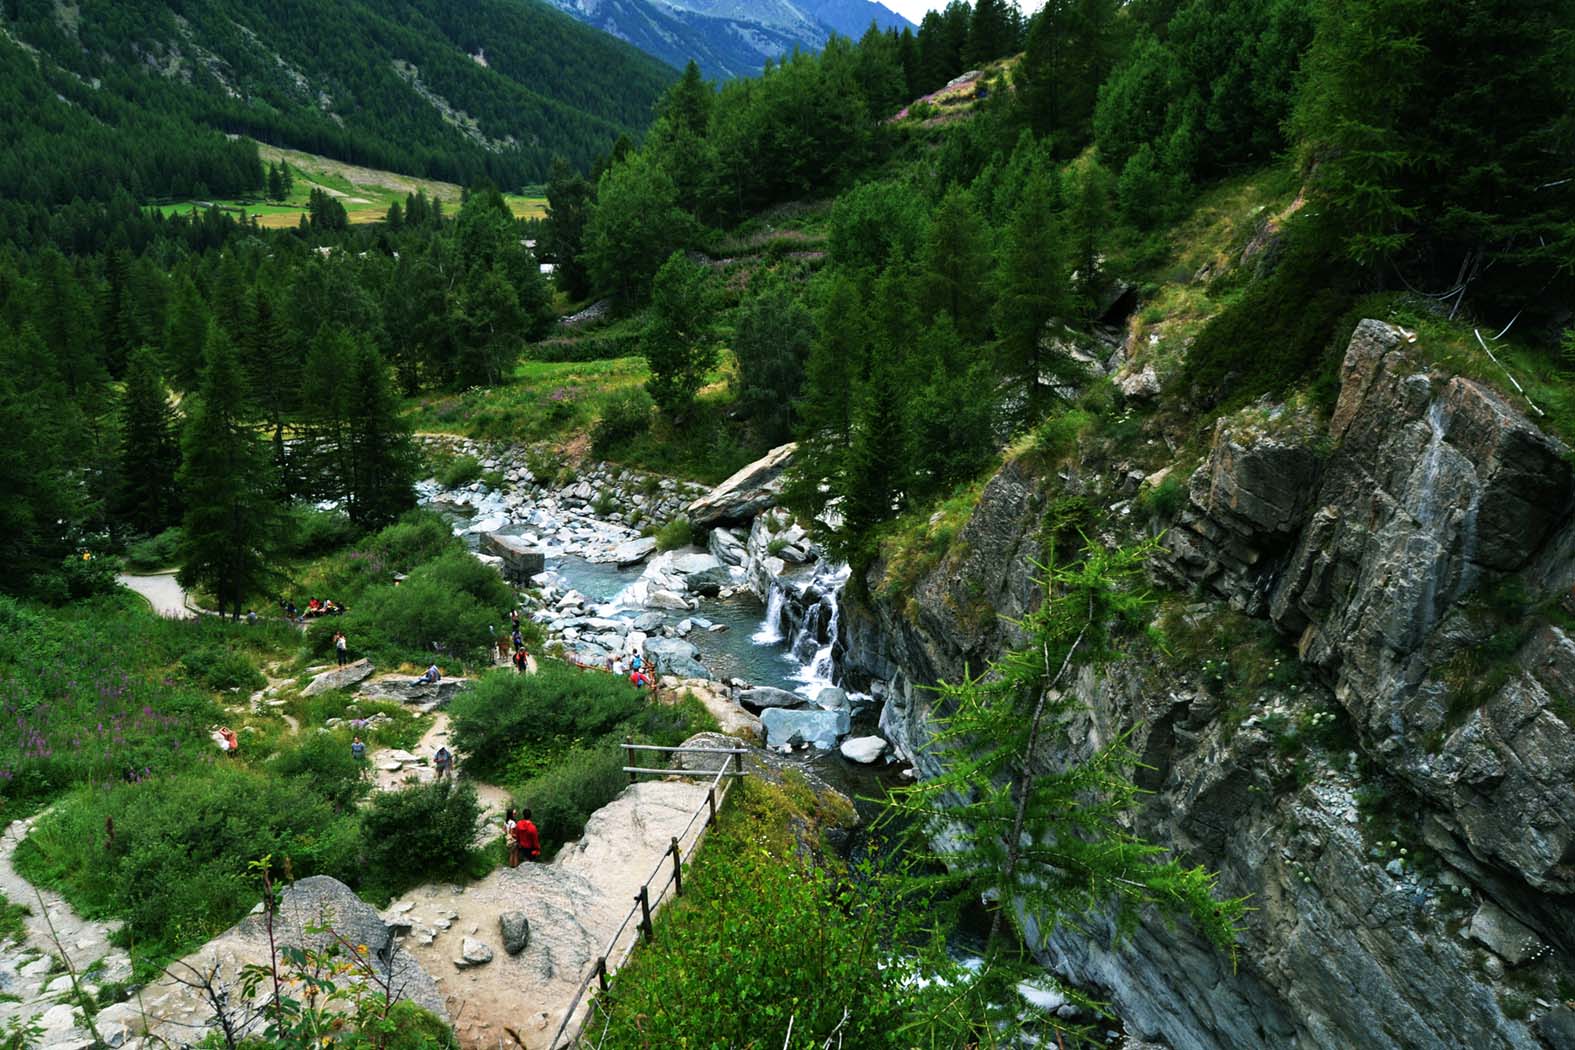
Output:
[{"xmin": 116, "ymin": 572, "xmax": 195, "ymax": 619}]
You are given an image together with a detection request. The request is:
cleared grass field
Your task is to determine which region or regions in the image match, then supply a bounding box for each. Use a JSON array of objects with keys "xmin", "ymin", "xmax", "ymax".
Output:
[{"xmin": 153, "ymin": 141, "xmax": 546, "ymax": 228}]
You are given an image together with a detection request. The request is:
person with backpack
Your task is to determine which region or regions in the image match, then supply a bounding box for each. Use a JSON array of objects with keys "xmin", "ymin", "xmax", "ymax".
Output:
[
  {"xmin": 433, "ymin": 745, "xmax": 453, "ymax": 778},
  {"xmin": 512, "ymin": 808, "xmax": 540, "ymax": 862},
  {"xmin": 512, "ymin": 647, "xmax": 528, "ymax": 674}
]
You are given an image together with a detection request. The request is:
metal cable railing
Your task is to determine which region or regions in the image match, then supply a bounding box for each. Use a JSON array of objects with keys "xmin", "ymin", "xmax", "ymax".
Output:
[{"xmin": 545, "ymin": 743, "xmax": 749, "ymax": 1050}]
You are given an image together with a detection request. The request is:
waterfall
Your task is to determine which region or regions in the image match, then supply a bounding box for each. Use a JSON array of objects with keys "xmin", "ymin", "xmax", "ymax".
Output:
[{"xmin": 752, "ymin": 582, "xmax": 788, "ymax": 644}]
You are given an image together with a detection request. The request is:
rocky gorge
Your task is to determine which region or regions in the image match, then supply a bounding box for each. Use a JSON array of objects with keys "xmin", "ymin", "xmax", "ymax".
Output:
[{"xmin": 838, "ymin": 320, "xmax": 1575, "ymax": 1049}]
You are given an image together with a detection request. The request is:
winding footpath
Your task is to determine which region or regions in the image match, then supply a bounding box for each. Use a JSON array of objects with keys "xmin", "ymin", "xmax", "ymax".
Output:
[{"xmin": 115, "ymin": 573, "xmax": 195, "ymax": 620}]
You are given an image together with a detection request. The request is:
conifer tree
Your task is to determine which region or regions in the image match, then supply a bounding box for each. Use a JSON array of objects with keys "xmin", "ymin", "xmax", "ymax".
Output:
[
  {"xmin": 994, "ymin": 171, "xmax": 1077, "ymax": 422},
  {"xmin": 343, "ymin": 340, "xmax": 417, "ymax": 529},
  {"xmin": 835, "ymin": 352, "xmax": 909, "ymax": 559},
  {"xmin": 1015, "ymin": 0, "xmax": 1121, "ymax": 153},
  {"xmin": 885, "ymin": 537, "xmax": 1248, "ymax": 958},
  {"xmin": 176, "ymin": 325, "xmax": 283, "ymax": 620},
  {"xmin": 964, "ymin": 0, "xmax": 1015, "ymax": 68},
  {"xmin": 733, "ymin": 275, "xmax": 813, "ymax": 446},
  {"xmin": 544, "ymin": 157, "xmax": 594, "ymax": 300},
  {"xmin": 114, "ymin": 347, "xmax": 181, "ymax": 535},
  {"xmin": 163, "ymin": 274, "xmax": 210, "ymax": 392},
  {"xmin": 922, "ymin": 185, "xmax": 992, "ymax": 343},
  {"xmin": 641, "ymin": 252, "xmax": 718, "ymax": 424}
]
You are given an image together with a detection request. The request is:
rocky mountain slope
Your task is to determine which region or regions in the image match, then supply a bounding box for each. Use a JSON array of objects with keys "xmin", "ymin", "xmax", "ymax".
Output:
[
  {"xmin": 843, "ymin": 320, "xmax": 1575, "ymax": 1049},
  {"xmin": 543, "ymin": 0, "xmax": 909, "ymax": 79},
  {"xmin": 0, "ymin": 0, "xmax": 675, "ymax": 189}
]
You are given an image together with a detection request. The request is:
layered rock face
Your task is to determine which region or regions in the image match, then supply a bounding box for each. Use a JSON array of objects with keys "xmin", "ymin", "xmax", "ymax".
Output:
[{"xmin": 844, "ymin": 321, "xmax": 1575, "ymax": 1049}]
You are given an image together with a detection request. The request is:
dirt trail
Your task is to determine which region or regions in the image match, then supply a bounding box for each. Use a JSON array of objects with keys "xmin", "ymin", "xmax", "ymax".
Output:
[
  {"xmin": 386, "ymin": 780, "xmax": 711, "ymax": 1050},
  {"xmin": 116, "ymin": 572, "xmax": 195, "ymax": 619}
]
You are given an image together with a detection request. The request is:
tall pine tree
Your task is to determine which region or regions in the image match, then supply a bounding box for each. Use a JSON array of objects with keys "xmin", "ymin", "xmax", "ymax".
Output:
[
  {"xmin": 177, "ymin": 325, "xmax": 283, "ymax": 619},
  {"xmin": 114, "ymin": 348, "xmax": 181, "ymax": 536}
]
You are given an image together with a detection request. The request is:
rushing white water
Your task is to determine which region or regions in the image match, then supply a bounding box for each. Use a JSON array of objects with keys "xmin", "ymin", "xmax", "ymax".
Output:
[{"xmin": 752, "ymin": 583, "xmax": 788, "ymax": 644}]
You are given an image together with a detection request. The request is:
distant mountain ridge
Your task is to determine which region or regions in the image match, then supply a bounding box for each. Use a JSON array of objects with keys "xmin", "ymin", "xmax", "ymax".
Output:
[
  {"xmin": 543, "ymin": 0, "xmax": 912, "ymax": 79},
  {"xmin": 0, "ymin": 0, "xmax": 676, "ymax": 194}
]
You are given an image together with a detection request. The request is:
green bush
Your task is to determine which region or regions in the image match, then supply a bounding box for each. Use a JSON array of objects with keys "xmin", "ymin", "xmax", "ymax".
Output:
[
  {"xmin": 323, "ymin": 550, "xmax": 518, "ymax": 667},
  {"xmin": 654, "ymin": 516, "xmax": 692, "ymax": 552},
  {"xmin": 15, "ymin": 765, "xmax": 361, "ymax": 969},
  {"xmin": 268, "ymin": 732, "xmax": 369, "ymax": 812},
  {"xmin": 124, "ymin": 528, "xmax": 184, "ymax": 571},
  {"xmin": 180, "ymin": 645, "xmax": 266, "ymax": 693},
  {"xmin": 361, "ymin": 779, "xmax": 483, "ymax": 895},
  {"xmin": 480, "ymin": 470, "xmax": 505, "ymax": 491},
  {"xmin": 448, "ymin": 663, "xmax": 647, "ymax": 779},
  {"xmin": 435, "ymin": 454, "xmax": 483, "ymax": 489},
  {"xmin": 513, "ymin": 746, "xmax": 628, "ymax": 858},
  {"xmin": 1138, "ymin": 473, "xmax": 1188, "ymax": 522},
  {"xmin": 282, "ymin": 508, "xmax": 361, "ymax": 557},
  {"xmin": 590, "ymin": 388, "xmax": 653, "ymax": 456}
]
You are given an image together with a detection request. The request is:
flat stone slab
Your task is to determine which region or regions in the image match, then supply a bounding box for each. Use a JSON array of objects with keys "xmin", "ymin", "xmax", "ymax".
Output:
[{"xmin": 302, "ymin": 659, "xmax": 375, "ymax": 697}]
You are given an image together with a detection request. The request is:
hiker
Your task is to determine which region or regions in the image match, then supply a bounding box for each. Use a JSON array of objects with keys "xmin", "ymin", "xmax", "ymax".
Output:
[
  {"xmin": 513, "ymin": 808, "xmax": 540, "ymax": 862},
  {"xmin": 511, "ymin": 626, "xmax": 524, "ymax": 650},
  {"xmin": 433, "ymin": 745, "xmax": 453, "ymax": 779},
  {"xmin": 629, "ymin": 669, "xmax": 649, "ymax": 689},
  {"xmin": 512, "ymin": 647, "xmax": 528, "ymax": 674},
  {"xmin": 334, "ymin": 631, "xmax": 349, "ymax": 667},
  {"xmin": 324, "ymin": 599, "xmax": 338, "ymax": 616},
  {"xmin": 307, "ymin": 598, "xmax": 321, "ymax": 617},
  {"xmin": 351, "ymin": 736, "xmax": 366, "ymax": 761},
  {"xmin": 610, "ymin": 655, "xmax": 626, "ymax": 677},
  {"xmin": 285, "ymin": 599, "xmax": 298, "ymax": 621},
  {"xmin": 218, "ymin": 726, "xmax": 239, "ymax": 754},
  {"xmin": 509, "ymin": 608, "xmax": 520, "ymax": 631},
  {"xmin": 505, "ymin": 807, "xmax": 520, "ymax": 867},
  {"xmin": 416, "ymin": 664, "xmax": 441, "ymax": 685}
]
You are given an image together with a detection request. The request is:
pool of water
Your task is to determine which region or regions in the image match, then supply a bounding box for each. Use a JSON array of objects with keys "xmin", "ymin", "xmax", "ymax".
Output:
[{"xmin": 548, "ymin": 556, "xmax": 805, "ymax": 693}]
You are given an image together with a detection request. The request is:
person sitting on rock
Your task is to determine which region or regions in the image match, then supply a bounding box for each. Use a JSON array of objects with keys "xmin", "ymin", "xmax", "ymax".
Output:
[
  {"xmin": 218, "ymin": 726, "xmax": 239, "ymax": 754},
  {"xmin": 512, "ymin": 808, "xmax": 540, "ymax": 862},
  {"xmin": 433, "ymin": 746, "xmax": 453, "ymax": 778},
  {"xmin": 307, "ymin": 598, "xmax": 321, "ymax": 617},
  {"xmin": 416, "ymin": 664, "xmax": 442, "ymax": 685}
]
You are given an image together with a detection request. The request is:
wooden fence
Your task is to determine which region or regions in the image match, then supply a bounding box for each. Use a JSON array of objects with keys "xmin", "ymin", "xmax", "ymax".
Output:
[{"xmin": 545, "ymin": 742, "xmax": 749, "ymax": 1050}]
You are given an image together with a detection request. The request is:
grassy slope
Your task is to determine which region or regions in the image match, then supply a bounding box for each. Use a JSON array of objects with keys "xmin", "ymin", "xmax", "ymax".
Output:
[{"xmin": 155, "ymin": 142, "xmax": 546, "ymax": 228}]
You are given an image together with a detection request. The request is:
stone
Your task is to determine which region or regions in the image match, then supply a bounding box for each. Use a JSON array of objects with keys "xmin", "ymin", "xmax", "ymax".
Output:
[
  {"xmin": 1118, "ymin": 364, "xmax": 1161, "ymax": 400},
  {"xmin": 708, "ymin": 527, "xmax": 746, "ymax": 566},
  {"xmin": 39, "ymin": 1005, "xmax": 77, "ymax": 1032},
  {"xmin": 632, "ymin": 611, "xmax": 664, "ymax": 632},
  {"xmin": 683, "ymin": 566, "xmax": 733, "ymax": 597},
  {"xmin": 644, "ymin": 637, "xmax": 707, "ymax": 679},
  {"xmin": 98, "ymin": 1021, "xmax": 131, "ymax": 1048},
  {"xmin": 302, "ymin": 659, "xmax": 375, "ymax": 697},
  {"xmin": 737, "ymin": 686, "xmax": 805, "ymax": 713},
  {"xmin": 358, "ymin": 675, "xmax": 471, "ymax": 709},
  {"xmin": 1016, "ymin": 979, "xmax": 1068, "ymax": 1013},
  {"xmin": 1535, "ymin": 1005, "xmax": 1575, "ymax": 1050},
  {"xmin": 812, "ymin": 686, "xmax": 850, "ymax": 713},
  {"xmin": 670, "ymin": 552, "xmax": 721, "ymax": 576},
  {"xmin": 481, "ymin": 532, "xmax": 547, "ymax": 583},
  {"xmin": 455, "ymin": 937, "xmax": 494, "ymax": 969},
  {"xmin": 499, "ymin": 912, "xmax": 530, "ymax": 956},
  {"xmin": 760, "ymin": 708, "xmax": 849, "ymax": 750},
  {"xmin": 1467, "ymin": 902, "xmax": 1544, "ymax": 966},
  {"xmin": 646, "ymin": 589, "xmax": 691, "ymax": 611},
  {"xmin": 610, "ymin": 537, "xmax": 657, "ymax": 566},
  {"xmin": 839, "ymin": 736, "xmax": 887, "ymax": 764},
  {"xmin": 686, "ymin": 443, "xmax": 797, "ymax": 527}
]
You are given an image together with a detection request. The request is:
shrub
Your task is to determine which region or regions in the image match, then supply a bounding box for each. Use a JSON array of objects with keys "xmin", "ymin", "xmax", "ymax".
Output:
[
  {"xmin": 1138, "ymin": 472, "xmax": 1188, "ymax": 522},
  {"xmin": 282, "ymin": 508, "xmax": 361, "ymax": 558},
  {"xmin": 361, "ymin": 779, "xmax": 483, "ymax": 894},
  {"xmin": 512, "ymin": 747, "xmax": 628, "ymax": 858},
  {"xmin": 435, "ymin": 454, "xmax": 483, "ymax": 489},
  {"xmin": 480, "ymin": 470, "xmax": 505, "ymax": 491},
  {"xmin": 654, "ymin": 516, "xmax": 692, "ymax": 552},
  {"xmin": 591, "ymin": 490, "xmax": 616, "ymax": 517},
  {"xmin": 15, "ymin": 765, "xmax": 361, "ymax": 968},
  {"xmin": 448, "ymin": 663, "xmax": 647, "ymax": 779},
  {"xmin": 268, "ymin": 732, "xmax": 368, "ymax": 812},
  {"xmin": 124, "ymin": 528, "xmax": 184, "ymax": 571},
  {"xmin": 590, "ymin": 389, "xmax": 653, "ymax": 456},
  {"xmin": 180, "ymin": 645, "xmax": 266, "ymax": 693},
  {"xmin": 325, "ymin": 550, "xmax": 518, "ymax": 667}
]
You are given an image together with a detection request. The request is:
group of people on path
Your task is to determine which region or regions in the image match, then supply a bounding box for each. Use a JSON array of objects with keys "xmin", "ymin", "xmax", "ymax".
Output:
[
  {"xmin": 504, "ymin": 807, "xmax": 540, "ymax": 865},
  {"xmin": 609, "ymin": 651, "xmax": 657, "ymax": 690},
  {"xmin": 500, "ymin": 608, "xmax": 537, "ymax": 675}
]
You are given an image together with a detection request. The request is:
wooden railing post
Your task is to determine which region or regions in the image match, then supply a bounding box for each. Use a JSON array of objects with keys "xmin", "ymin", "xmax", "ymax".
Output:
[
  {"xmin": 596, "ymin": 955, "xmax": 609, "ymax": 992},
  {"xmin": 670, "ymin": 836, "xmax": 683, "ymax": 896},
  {"xmin": 625, "ymin": 737, "xmax": 637, "ymax": 783},
  {"xmin": 636, "ymin": 885, "xmax": 654, "ymax": 941},
  {"xmin": 732, "ymin": 747, "xmax": 744, "ymax": 776},
  {"xmin": 706, "ymin": 786, "xmax": 717, "ymax": 826}
]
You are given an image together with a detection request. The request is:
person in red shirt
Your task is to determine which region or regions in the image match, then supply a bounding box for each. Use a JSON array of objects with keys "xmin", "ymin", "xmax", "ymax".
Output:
[{"xmin": 513, "ymin": 809, "xmax": 540, "ymax": 862}]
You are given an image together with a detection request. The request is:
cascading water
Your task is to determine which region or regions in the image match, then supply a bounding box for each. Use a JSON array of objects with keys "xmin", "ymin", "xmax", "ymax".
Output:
[
  {"xmin": 750, "ymin": 561, "xmax": 852, "ymax": 697},
  {"xmin": 752, "ymin": 583, "xmax": 788, "ymax": 644}
]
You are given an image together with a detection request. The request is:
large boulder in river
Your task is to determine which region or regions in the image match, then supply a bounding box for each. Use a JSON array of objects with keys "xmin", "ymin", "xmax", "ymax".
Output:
[
  {"xmin": 644, "ymin": 637, "xmax": 707, "ymax": 678},
  {"xmin": 302, "ymin": 659, "xmax": 375, "ymax": 697},
  {"xmin": 737, "ymin": 686, "xmax": 805, "ymax": 713},
  {"xmin": 611, "ymin": 536, "xmax": 657, "ymax": 566},
  {"xmin": 684, "ymin": 566, "xmax": 734, "ymax": 597},
  {"xmin": 687, "ymin": 443, "xmax": 797, "ymax": 527},
  {"xmin": 761, "ymin": 707, "xmax": 849, "ymax": 750},
  {"xmin": 482, "ymin": 532, "xmax": 547, "ymax": 583}
]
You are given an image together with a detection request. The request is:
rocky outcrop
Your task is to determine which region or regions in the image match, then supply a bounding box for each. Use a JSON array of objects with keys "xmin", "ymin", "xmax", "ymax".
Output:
[
  {"xmin": 842, "ymin": 320, "xmax": 1575, "ymax": 1050},
  {"xmin": 482, "ymin": 532, "xmax": 547, "ymax": 582},
  {"xmin": 685, "ymin": 442, "xmax": 796, "ymax": 527},
  {"xmin": 302, "ymin": 658, "xmax": 376, "ymax": 697}
]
